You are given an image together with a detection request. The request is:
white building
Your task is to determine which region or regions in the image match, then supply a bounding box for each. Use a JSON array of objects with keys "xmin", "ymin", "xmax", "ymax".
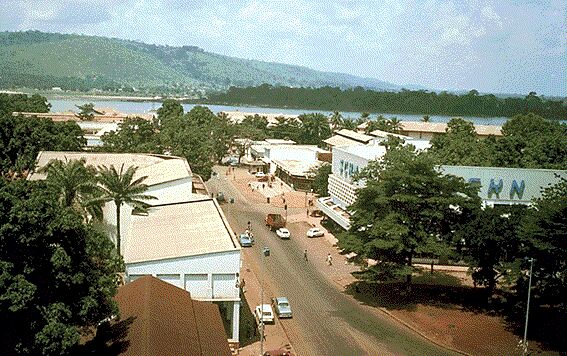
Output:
[
  {"xmin": 124, "ymin": 199, "xmax": 242, "ymax": 343},
  {"xmin": 318, "ymin": 143, "xmax": 567, "ymax": 230},
  {"xmin": 29, "ymin": 152, "xmax": 243, "ymax": 343}
]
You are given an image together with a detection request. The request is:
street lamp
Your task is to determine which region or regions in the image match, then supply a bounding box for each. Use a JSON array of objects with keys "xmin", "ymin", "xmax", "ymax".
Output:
[
  {"xmin": 521, "ymin": 258, "xmax": 534, "ymax": 356},
  {"xmin": 260, "ymin": 247, "xmax": 270, "ymax": 356}
]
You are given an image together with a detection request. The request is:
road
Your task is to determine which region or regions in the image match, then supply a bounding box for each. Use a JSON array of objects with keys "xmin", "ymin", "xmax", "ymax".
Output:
[{"xmin": 207, "ymin": 169, "xmax": 456, "ymax": 355}]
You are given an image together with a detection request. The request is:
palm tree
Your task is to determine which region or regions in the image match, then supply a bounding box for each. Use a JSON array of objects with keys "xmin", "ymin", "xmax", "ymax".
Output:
[
  {"xmin": 389, "ymin": 118, "xmax": 403, "ymax": 133},
  {"xmin": 422, "ymin": 115, "xmax": 430, "ymax": 123},
  {"xmin": 39, "ymin": 158, "xmax": 103, "ymax": 220},
  {"xmin": 329, "ymin": 111, "xmax": 343, "ymax": 131},
  {"xmin": 94, "ymin": 164, "xmax": 157, "ymax": 255}
]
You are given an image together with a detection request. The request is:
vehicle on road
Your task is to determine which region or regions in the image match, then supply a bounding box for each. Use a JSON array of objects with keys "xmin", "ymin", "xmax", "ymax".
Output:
[
  {"xmin": 275, "ymin": 227, "xmax": 290, "ymax": 239},
  {"xmin": 239, "ymin": 233, "xmax": 253, "ymax": 247},
  {"xmin": 255, "ymin": 304, "xmax": 275, "ymax": 324},
  {"xmin": 266, "ymin": 213, "xmax": 286, "ymax": 231},
  {"xmin": 216, "ymin": 192, "xmax": 225, "ymax": 203},
  {"xmin": 306, "ymin": 227, "xmax": 324, "ymax": 238},
  {"xmin": 272, "ymin": 297, "xmax": 293, "ymax": 318},
  {"xmin": 255, "ymin": 171, "xmax": 268, "ymax": 181}
]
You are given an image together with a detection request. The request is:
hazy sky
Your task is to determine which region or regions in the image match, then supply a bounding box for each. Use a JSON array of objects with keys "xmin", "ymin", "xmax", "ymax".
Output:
[{"xmin": 1, "ymin": 0, "xmax": 565, "ymax": 96}]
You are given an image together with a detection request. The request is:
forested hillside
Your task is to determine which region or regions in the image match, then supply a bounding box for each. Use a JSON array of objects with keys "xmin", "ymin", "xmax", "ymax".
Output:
[{"xmin": 0, "ymin": 31, "xmax": 399, "ymax": 94}]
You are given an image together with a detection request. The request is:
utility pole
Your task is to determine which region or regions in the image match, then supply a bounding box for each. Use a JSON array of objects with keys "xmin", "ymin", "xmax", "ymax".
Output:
[{"xmin": 522, "ymin": 258, "xmax": 534, "ymax": 356}]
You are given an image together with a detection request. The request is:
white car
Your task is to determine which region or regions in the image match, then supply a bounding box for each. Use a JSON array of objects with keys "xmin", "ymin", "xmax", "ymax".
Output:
[
  {"xmin": 306, "ymin": 227, "xmax": 324, "ymax": 238},
  {"xmin": 255, "ymin": 304, "xmax": 275, "ymax": 324},
  {"xmin": 255, "ymin": 171, "xmax": 266, "ymax": 178},
  {"xmin": 275, "ymin": 228, "xmax": 290, "ymax": 239}
]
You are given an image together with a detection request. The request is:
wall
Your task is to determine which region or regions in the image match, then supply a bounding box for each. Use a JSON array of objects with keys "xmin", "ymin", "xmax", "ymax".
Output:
[{"xmin": 125, "ymin": 249, "xmax": 241, "ymax": 301}]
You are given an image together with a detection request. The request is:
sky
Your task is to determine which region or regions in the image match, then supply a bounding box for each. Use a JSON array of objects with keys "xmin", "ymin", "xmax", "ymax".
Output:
[{"xmin": 1, "ymin": 0, "xmax": 565, "ymax": 96}]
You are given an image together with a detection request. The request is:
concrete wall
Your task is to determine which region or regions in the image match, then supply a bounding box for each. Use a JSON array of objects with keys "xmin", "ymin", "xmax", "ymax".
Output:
[{"xmin": 125, "ymin": 250, "xmax": 241, "ymax": 300}]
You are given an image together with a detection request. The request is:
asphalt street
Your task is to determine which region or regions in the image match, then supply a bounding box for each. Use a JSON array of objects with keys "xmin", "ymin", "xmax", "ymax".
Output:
[{"xmin": 207, "ymin": 169, "xmax": 456, "ymax": 356}]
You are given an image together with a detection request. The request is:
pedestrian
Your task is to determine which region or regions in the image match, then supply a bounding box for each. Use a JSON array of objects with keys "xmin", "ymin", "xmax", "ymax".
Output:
[
  {"xmin": 280, "ymin": 182, "xmax": 283, "ymax": 188},
  {"xmin": 263, "ymin": 183, "xmax": 266, "ymax": 189},
  {"xmin": 326, "ymin": 253, "xmax": 333, "ymax": 266},
  {"xmin": 303, "ymin": 249, "xmax": 308, "ymax": 261},
  {"xmin": 240, "ymin": 279, "xmax": 246, "ymax": 293},
  {"xmin": 306, "ymin": 209, "xmax": 309, "ymax": 217}
]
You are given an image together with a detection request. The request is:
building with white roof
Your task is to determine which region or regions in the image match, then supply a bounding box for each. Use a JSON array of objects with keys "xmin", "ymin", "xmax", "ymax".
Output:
[
  {"xmin": 30, "ymin": 151, "xmax": 243, "ymax": 344},
  {"xmin": 318, "ymin": 143, "xmax": 567, "ymax": 230},
  {"xmin": 125, "ymin": 199, "xmax": 242, "ymax": 343}
]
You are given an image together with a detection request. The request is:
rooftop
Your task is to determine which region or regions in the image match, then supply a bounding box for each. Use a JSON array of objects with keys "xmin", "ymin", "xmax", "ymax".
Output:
[
  {"xmin": 124, "ymin": 199, "xmax": 239, "ymax": 264},
  {"xmin": 368, "ymin": 129, "xmax": 411, "ymax": 140},
  {"xmin": 272, "ymin": 159, "xmax": 322, "ymax": 177},
  {"xmin": 399, "ymin": 121, "xmax": 502, "ymax": 136},
  {"xmin": 335, "ymin": 129, "xmax": 374, "ymax": 143},
  {"xmin": 323, "ymin": 135, "xmax": 365, "ymax": 148},
  {"xmin": 111, "ymin": 276, "xmax": 231, "ymax": 356},
  {"xmin": 335, "ymin": 144, "xmax": 387, "ymax": 160},
  {"xmin": 29, "ymin": 151, "xmax": 192, "ymax": 186}
]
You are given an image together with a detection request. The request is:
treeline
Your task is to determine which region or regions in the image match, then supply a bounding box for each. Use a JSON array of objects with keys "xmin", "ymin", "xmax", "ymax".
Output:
[{"xmin": 208, "ymin": 84, "xmax": 567, "ymax": 120}]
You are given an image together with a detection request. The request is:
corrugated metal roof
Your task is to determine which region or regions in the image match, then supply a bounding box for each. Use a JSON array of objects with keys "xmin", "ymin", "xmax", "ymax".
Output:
[
  {"xmin": 335, "ymin": 129, "xmax": 374, "ymax": 143},
  {"xmin": 124, "ymin": 199, "xmax": 239, "ymax": 264}
]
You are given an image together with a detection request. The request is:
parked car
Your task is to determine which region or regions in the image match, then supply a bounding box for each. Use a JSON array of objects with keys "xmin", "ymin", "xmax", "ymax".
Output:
[
  {"xmin": 306, "ymin": 227, "xmax": 324, "ymax": 238},
  {"xmin": 255, "ymin": 304, "xmax": 275, "ymax": 324},
  {"xmin": 275, "ymin": 228, "xmax": 290, "ymax": 239},
  {"xmin": 239, "ymin": 233, "xmax": 253, "ymax": 247},
  {"xmin": 255, "ymin": 171, "xmax": 266, "ymax": 178},
  {"xmin": 272, "ymin": 297, "xmax": 293, "ymax": 318},
  {"xmin": 216, "ymin": 192, "xmax": 225, "ymax": 203}
]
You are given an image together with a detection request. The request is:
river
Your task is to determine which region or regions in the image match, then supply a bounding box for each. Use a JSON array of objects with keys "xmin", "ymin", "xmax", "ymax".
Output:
[{"xmin": 48, "ymin": 98, "xmax": 511, "ymax": 126}]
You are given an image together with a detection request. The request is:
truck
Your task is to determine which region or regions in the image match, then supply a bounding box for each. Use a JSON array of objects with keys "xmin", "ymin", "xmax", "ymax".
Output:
[{"xmin": 265, "ymin": 213, "xmax": 286, "ymax": 231}]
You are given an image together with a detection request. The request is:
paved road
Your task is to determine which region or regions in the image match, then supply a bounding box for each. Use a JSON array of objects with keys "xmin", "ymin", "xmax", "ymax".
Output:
[{"xmin": 208, "ymin": 170, "xmax": 456, "ymax": 356}]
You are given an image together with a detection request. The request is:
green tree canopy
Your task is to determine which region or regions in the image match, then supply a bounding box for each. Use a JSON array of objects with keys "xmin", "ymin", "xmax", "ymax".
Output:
[
  {"xmin": 0, "ymin": 179, "xmax": 121, "ymax": 354},
  {"xmin": 0, "ymin": 93, "xmax": 51, "ymax": 115},
  {"xmin": 298, "ymin": 113, "xmax": 332, "ymax": 145},
  {"xmin": 311, "ymin": 163, "xmax": 331, "ymax": 196},
  {"xmin": 339, "ymin": 145, "xmax": 481, "ymax": 286},
  {"xmin": 100, "ymin": 117, "xmax": 161, "ymax": 153},
  {"xmin": 75, "ymin": 103, "xmax": 100, "ymax": 121},
  {"xmin": 518, "ymin": 176, "xmax": 567, "ymax": 309},
  {"xmin": 0, "ymin": 114, "xmax": 85, "ymax": 176}
]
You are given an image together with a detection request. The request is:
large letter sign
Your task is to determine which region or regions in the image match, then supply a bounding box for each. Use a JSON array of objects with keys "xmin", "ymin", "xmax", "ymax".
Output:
[
  {"xmin": 487, "ymin": 178, "xmax": 503, "ymax": 199},
  {"xmin": 510, "ymin": 179, "xmax": 525, "ymax": 200}
]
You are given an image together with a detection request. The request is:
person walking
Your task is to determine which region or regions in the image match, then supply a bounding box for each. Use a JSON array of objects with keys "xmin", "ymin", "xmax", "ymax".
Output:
[
  {"xmin": 303, "ymin": 249, "xmax": 308, "ymax": 261},
  {"xmin": 326, "ymin": 253, "xmax": 333, "ymax": 266}
]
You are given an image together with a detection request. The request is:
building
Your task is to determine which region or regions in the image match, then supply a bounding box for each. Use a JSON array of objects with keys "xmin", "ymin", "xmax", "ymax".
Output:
[
  {"xmin": 322, "ymin": 129, "xmax": 374, "ymax": 151},
  {"xmin": 124, "ymin": 199, "xmax": 242, "ymax": 344},
  {"xmin": 107, "ymin": 275, "xmax": 232, "ymax": 356},
  {"xmin": 263, "ymin": 144, "xmax": 330, "ymax": 191},
  {"xmin": 29, "ymin": 151, "xmax": 243, "ymax": 345},
  {"xmin": 318, "ymin": 143, "xmax": 567, "ymax": 230},
  {"xmin": 357, "ymin": 120, "xmax": 502, "ymax": 140}
]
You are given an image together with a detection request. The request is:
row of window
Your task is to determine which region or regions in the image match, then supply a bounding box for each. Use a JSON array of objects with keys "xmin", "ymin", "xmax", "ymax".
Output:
[
  {"xmin": 329, "ymin": 175, "xmax": 357, "ymax": 207},
  {"xmin": 338, "ymin": 159, "xmax": 360, "ymax": 179}
]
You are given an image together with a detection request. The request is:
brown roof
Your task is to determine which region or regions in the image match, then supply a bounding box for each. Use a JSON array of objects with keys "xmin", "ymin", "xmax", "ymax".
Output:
[{"xmin": 113, "ymin": 276, "xmax": 231, "ymax": 356}]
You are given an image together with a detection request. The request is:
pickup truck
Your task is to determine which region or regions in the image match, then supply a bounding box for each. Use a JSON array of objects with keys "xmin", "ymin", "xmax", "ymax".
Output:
[{"xmin": 265, "ymin": 213, "xmax": 286, "ymax": 231}]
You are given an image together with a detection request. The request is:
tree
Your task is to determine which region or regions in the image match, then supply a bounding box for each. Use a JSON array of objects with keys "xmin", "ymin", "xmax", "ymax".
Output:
[
  {"xmin": 93, "ymin": 165, "xmax": 156, "ymax": 256},
  {"xmin": 269, "ymin": 116, "xmax": 302, "ymax": 142},
  {"xmin": 39, "ymin": 158, "xmax": 102, "ymax": 221},
  {"xmin": 0, "ymin": 179, "xmax": 121, "ymax": 354},
  {"xmin": 100, "ymin": 117, "xmax": 160, "ymax": 153},
  {"xmin": 329, "ymin": 111, "xmax": 343, "ymax": 131},
  {"xmin": 339, "ymin": 145, "xmax": 481, "ymax": 288},
  {"xmin": 428, "ymin": 117, "xmax": 491, "ymax": 166},
  {"xmin": 0, "ymin": 93, "xmax": 51, "ymax": 115},
  {"xmin": 156, "ymin": 99, "xmax": 183, "ymax": 128},
  {"xmin": 422, "ymin": 115, "xmax": 430, "ymax": 122},
  {"xmin": 75, "ymin": 103, "xmax": 100, "ymax": 121},
  {"xmin": 518, "ymin": 176, "xmax": 567, "ymax": 309},
  {"xmin": 458, "ymin": 205, "xmax": 525, "ymax": 296},
  {"xmin": 0, "ymin": 114, "xmax": 85, "ymax": 176},
  {"xmin": 298, "ymin": 113, "xmax": 332, "ymax": 145},
  {"xmin": 311, "ymin": 163, "xmax": 331, "ymax": 196}
]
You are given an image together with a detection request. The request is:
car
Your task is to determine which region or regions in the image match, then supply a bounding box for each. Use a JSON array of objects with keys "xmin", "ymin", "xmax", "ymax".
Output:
[
  {"xmin": 255, "ymin": 304, "xmax": 274, "ymax": 324},
  {"xmin": 272, "ymin": 297, "xmax": 293, "ymax": 318},
  {"xmin": 255, "ymin": 171, "xmax": 266, "ymax": 178},
  {"xmin": 239, "ymin": 233, "xmax": 253, "ymax": 247},
  {"xmin": 216, "ymin": 192, "xmax": 225, "ymax": 203},
  {"xmin": 306, "ymin": 227, "xmax": 324, "ymax": 238},
  {"xmin": 275, "ymin": 227, "xmax": 290, "ymax": 239}
]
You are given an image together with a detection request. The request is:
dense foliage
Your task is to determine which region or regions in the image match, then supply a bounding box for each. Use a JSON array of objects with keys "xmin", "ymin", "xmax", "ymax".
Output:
[
  {"xmin": 0, "ymin": 179, "xmax": 121, "ymax": 354},
  {"xmin": 339, "ymin": 144, "xmax": 481, "ymax": 286},
  {"xmin": 0, "ymin": 94, "xmax": 85, "ymax": 176},
  {"xmin": 209, "ymin": 85, "xmax": 567, "ymax": 120},
  {"xmin": 429, "ymin": 114, "xmax": 567, "ymax": 169}
]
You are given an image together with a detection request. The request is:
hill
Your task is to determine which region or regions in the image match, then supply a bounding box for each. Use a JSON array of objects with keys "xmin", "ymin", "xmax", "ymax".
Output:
[{"xmin": 0, "ymin": 31, "xmax": 400, "ymax": 95}]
